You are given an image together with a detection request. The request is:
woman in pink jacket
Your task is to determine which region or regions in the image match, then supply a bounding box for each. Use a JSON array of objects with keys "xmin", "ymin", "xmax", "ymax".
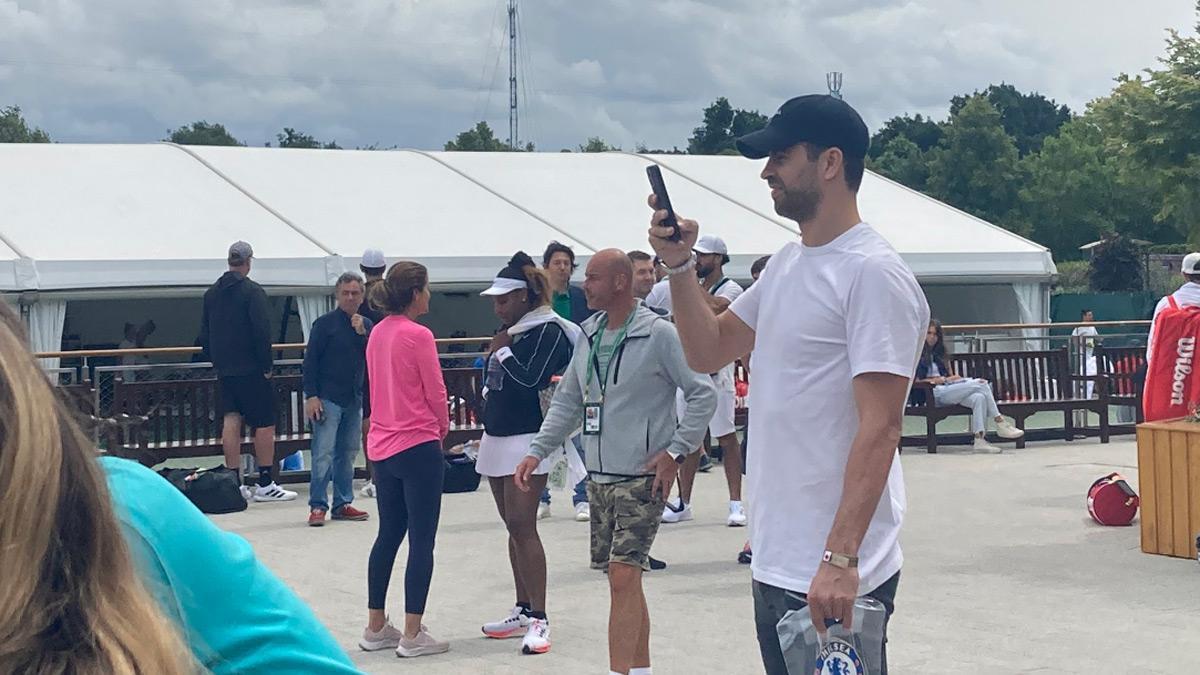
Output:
[{"xmin": 357, "ymin": 261, "xmax": 451, "ymax": 658}]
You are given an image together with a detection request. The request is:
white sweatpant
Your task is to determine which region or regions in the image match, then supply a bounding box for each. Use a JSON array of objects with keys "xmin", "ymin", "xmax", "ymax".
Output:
[{"xmin": 933, "ymin": 379, "xmax": 1001, "ymax": 434}]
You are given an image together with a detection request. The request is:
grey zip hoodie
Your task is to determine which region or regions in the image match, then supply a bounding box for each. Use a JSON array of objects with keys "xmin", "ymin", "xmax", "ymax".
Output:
[{"xmin": 528, "ymin": 302, "xmax": 716, "ymax": 483}]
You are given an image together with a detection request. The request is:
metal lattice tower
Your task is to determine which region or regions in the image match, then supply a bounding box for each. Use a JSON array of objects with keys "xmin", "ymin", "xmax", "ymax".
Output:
[
  {"xmin": 508, "ymin": 0, "xmax": 519, "ymax": 149},
  {"xmin": 826, "ymin": 72, "xmax": 843, "ymax": 100}
]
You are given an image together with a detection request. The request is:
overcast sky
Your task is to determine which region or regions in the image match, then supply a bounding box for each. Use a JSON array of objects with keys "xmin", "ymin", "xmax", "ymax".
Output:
[{"xmin": 2, "ymin": 0, "xmax": 1196, "ymax": 150}]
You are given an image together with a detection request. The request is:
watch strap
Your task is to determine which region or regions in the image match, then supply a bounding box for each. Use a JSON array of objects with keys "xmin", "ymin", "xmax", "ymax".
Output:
[{"xmin": 822, "ymin": 550, "xmax": 859, "ymax": 569}]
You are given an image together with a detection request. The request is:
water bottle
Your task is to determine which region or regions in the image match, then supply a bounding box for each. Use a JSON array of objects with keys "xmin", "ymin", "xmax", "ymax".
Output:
[{"xmin": 777, "ymin": 596, "xmax": 887, "ymax": 675}]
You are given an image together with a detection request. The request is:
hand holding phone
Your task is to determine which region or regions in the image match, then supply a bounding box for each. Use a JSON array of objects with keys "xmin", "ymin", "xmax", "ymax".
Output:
[{"xmin": 646, "ymin": 165, "xmax": 681, "ymax": 243}]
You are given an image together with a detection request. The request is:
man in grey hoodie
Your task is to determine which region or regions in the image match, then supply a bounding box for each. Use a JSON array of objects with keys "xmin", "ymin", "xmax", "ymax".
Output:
[{"xmin": 516, "ymin": 249, "xmax": 715, "ymax": 675}]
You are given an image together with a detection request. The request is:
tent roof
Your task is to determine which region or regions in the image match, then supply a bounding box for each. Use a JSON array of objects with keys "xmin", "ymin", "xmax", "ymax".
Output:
[{"xmin": 0, "ymin": 143, "xmax": 1055, "ymax": 292}]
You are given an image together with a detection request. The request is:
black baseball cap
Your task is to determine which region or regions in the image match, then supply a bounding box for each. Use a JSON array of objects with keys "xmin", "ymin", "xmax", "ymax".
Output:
[{"xmin": 736, "ymin": 94, "xmax": 869, "ymax": 161}]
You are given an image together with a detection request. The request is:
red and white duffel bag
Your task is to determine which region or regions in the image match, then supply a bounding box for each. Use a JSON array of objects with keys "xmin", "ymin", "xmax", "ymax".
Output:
[{"xmin": 1087, "ymin": 473, "xmax": 1140, "ymax": 526}]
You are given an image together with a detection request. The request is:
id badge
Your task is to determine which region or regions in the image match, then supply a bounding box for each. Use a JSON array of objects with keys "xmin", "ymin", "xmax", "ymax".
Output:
[{"xmin": 583, "ymin": 402, "xmax": 602, "ymax": 435}]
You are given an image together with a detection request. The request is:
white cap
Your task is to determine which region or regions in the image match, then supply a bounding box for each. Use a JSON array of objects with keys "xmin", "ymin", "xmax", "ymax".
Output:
[
  {"xmin": 361, "ymin": 248, "xmax": 386, "ymax": 269},
  {"xmin": 480, "ymin": 277, "xmax": 528, "ymax": 296},
  {"xmin": 1183, "ymin": 252, "xmax": 1200, "ymax": 275},
  {"xmin": 693, "ymin": 235, "xmax": 728, "ymax": 256}
]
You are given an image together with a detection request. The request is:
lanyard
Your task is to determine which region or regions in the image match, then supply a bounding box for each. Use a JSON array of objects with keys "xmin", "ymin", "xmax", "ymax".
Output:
[{"xmin": 584, "ymin": 310, "xmax": 635, "ymax": 399}]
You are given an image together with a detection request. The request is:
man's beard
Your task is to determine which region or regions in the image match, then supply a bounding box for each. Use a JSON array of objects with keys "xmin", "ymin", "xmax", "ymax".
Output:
[
  {"xmin": 695, "ymin": 261, "xmax": 715, "ymax": 279},
  {"xmin": 774, "ymin": 182, "xmax": 822, "ymax": 224}
]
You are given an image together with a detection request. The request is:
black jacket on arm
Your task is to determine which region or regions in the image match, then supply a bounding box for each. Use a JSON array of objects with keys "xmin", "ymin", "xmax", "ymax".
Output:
[{"xmin": 198, "ymin": 271, "xmax": 273, "ymax": 377}]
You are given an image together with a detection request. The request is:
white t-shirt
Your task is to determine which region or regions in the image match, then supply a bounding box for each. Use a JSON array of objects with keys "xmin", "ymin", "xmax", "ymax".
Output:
[
  {"xmin": 1071, "ymin": 325, "xmax": 1099, "ymax": 359},
  {"xmin": 729, "ymin": 223, "xmax": 929, "ymax": 595},
  {"xmin": 709, "ymin": 278, "xmax": 744, "ymax": 390},
  {"xmin": 645, "ymin": 279, "xmax": 672, "ymax": 315},
  {"xmin": 1146, "ymin": 282, "xmax": 1200, "ymax": 362}
]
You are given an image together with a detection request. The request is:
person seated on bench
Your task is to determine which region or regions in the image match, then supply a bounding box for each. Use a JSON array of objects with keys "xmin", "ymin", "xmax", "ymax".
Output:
[{"xmin": 913, "ymin": 319, "xmax": 1025, "ymax": 453}]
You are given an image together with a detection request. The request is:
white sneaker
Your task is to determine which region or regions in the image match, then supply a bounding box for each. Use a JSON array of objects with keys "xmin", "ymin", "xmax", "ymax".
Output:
[
  {"xmin": 521, "ymin": 618, "xmax": 551, "ymax": 655},
  {"xmin": 537, "ymin": 502, "xmax": 551, "ymax": 520},
  {"xmin": 253, "ymin": 482, "xmax": 298, "ymax": 502},
  {"xmin": 360, "ymin": 481, "xmax": 377, "ymax": 499},
  {"xmin": 995, "ymin": 419, "xmax": 1025, "ymax": 440},
  {"xmin": 973, "ymin": 438, "xmax": 1003, "ymax": 454},
  {"xmin": 661, "ymin": 498, "xmax": 693, "ymax": 524},
  {"xmin": 359, "ymin": 620, "xmax": 405, "ymax": 651},
  {"xmin": 239, "ymin": 485, "xmax": 254, "ymax": 502},
  {"xmin": 396, "ymin": 626, "xmax": 450, "ymax": 658},
  {"xmin": 482, "ymin": 605, "xmax": 530, "ymax": 639},
  {"xmin": 574, "ymin": 502, "xmax": 591, "ymax": 522},
  {"xmin": 727, "ymin": 501, "xmax": 747, "ymax": 527}
]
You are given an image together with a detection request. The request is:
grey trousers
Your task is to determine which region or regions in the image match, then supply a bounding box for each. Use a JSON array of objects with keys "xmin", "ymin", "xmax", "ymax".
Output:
[
  {"xmin": 753, "ymin": 572, "xmax": 900, "ymax": 675},
  {"xmin": 933, "ymin": 379, "xmax": 1000, "ymax": 434}
]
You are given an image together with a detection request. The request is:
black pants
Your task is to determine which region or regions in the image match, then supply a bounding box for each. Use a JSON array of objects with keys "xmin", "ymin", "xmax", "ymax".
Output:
[
  {"xmin": 753, "ymin": 572, "xmax": 900, "ymax": 675},
  {"xmin": 367, "ymin": 441, "xmax": 445, "ymax": 614}
]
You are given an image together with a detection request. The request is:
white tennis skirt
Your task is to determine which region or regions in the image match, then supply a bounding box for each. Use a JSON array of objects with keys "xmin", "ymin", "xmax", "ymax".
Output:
[{"xmin": 475, "ymin": 432, "xmax": 555, "ymax": 478}]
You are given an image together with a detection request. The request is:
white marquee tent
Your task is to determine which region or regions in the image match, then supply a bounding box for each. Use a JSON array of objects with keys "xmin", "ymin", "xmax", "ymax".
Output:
[{"xmin": 0, "ymin": 143, "xmax": 1055, "ymax": 359}]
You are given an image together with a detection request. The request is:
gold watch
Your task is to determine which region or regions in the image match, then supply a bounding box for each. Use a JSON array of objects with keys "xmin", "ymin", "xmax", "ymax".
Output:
[{"xmin": 822, "ymin": 550, "xmax": 859, "ymax": 569}]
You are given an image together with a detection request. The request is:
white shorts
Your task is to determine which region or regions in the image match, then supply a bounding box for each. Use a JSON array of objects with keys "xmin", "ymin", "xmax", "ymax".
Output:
[
  {"xmin": 475, "ymin": 433, "xmax": 553, "ymax": 478},
  {"xmin": 676, "ymin": 379, "xmax": 737, "ymax": 440}
]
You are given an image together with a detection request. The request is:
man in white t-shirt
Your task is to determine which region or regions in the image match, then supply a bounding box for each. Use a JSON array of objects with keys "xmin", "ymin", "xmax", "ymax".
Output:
[
  {"xmin": 661, "ymin": 235, "xmax": 748, "ymax": 527},
  {"xmin": 1071, "ymin": 309, "xmax": 1100, "ymax": 398},
  {"xmin": 648, "ymin": 94, "xmax": 928, "ymax": 675},
  {"xmin": 1146, "ymin": 252, "xmax": 1200, "ymax": 363}
]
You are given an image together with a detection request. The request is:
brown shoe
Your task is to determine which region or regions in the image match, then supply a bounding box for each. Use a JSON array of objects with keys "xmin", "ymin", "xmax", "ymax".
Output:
[
  {"xmin": 332, "ymin": 505, "xmax": 370, "ymax": 521},
  {"xmin": 308, "ymin": 509, "xmax": 327, "ymax": 527}
]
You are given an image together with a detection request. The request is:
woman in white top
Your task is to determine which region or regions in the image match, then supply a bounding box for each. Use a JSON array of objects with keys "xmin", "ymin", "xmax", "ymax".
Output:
[{"xmin": 913, "ymin": 320, "xmax": 1025, "ymax": 453}]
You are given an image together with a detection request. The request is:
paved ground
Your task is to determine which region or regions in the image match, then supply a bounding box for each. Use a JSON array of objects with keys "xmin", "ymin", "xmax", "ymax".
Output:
[{"xmin": 217, "ymin": 438, "xmax": 1200, "ymax": 674}]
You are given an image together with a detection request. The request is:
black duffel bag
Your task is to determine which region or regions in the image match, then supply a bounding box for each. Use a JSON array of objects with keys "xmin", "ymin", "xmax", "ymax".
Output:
[
  {"xmin": 158, "ymin": 466, "xmax": 248, "ymax": 514},
  {"xmin": 443, "ymin": 453, "xmax": 481, "ymax": 494}
]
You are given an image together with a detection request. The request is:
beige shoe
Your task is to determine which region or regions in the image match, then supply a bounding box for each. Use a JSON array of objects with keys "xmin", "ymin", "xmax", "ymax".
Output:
[
  {"xmin": 359, "ymin": 620, "xmax": 404, "ymax": 651},
  {"xmin": 973, "ymin": 438, "xmax": 1002, "ymax": 454},
  {"xmin": 995, "ymin": 418, "xmax": 1024, "ymax": 440},
  {"xmin": 396, "ymin": 626, "xmax": 450, "ymax": 658}
]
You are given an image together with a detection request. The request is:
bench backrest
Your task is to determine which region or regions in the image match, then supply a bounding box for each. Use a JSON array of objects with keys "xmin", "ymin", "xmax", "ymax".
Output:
[
  {"xmin": 948, "ymin": 349, "xmax": 1072, "ymax": 402},
  {"xmin": 1095, "ymin": 345, "xmax": 1146, "ymax": 397}
]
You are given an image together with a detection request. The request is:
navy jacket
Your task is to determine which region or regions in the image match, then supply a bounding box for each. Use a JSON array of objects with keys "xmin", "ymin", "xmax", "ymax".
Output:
[
  {"xmin": 910, "ymin": 354, "xmax": 950, "ymax": 406},
  {"xmin": 482, "ymin": 322, "xmax": 573, "ymax": 437},
  {"xmin": 198, "ymin": 272, "xmax": 273, "ymax": 377},
  {"xmin": 303, "ymin": 309, "xmax": 373, "ymax": 407}
]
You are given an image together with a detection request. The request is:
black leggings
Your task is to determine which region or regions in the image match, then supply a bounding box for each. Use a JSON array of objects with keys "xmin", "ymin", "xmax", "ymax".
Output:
[{"xmin": 367, "ymin": 440, "xmax": 445, "ymax": 614}]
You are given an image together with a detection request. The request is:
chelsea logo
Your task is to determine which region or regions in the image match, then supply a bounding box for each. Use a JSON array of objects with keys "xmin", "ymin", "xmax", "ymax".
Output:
[{"xmin": 814, "ymin": 637, "xmax": 866, "ymax": 675}]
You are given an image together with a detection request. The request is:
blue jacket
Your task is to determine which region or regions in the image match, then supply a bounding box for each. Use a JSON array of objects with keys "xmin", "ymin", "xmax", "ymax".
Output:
[
  {"xmin": 910, "ymin": 354, "xmax": 949, "ymax": 405},
  {"xmin": 303, "ymin": 309, "xmax": 372, "ymax": 407}
]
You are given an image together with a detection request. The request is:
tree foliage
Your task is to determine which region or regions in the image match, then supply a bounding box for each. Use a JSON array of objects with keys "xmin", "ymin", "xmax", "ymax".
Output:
[
  {"xmin": 273, "ymin": 127, "xmax": 341, "ymax": 149},
  {"xmin": 0, "ymin": 106, "xmax": 51, "ymax": 143},
  {"xmin": 950, "ymin": 83, "xmax": 1071, "ymax": 156},
  {"xmin": 444, "ymin": 121, "xmax": 517, "ymax": 151},
  {"xmin": 1088, "ymin": 236, "xmax": 1145, "ymax": 292},
  {"xmin": 165, "ymin": 121, "xmax": 242, "ymax": 146},
  {"xmin": 578, "ymin": 137, "xmax": 619, "ymax": 152},
  {"xmin": 687, "ymin": 97, "xmax": 768, "ymax": 155},
  {"xmin": 868, "ymin": 114, "xmax": 942, "ymax": 159},
  {"xmin": 925, "ymin": 96, "xmax": 1023, "ymax": 226}
]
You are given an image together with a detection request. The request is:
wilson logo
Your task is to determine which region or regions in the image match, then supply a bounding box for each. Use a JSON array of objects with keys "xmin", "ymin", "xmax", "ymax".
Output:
[{"xmin": 1171, "ymin": 337, "xmax": 1195, "ymax": 406}]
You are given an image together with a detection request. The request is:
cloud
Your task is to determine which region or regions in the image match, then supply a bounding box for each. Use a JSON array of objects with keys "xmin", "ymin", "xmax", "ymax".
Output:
[{"xmin": 0, "ymin": 0, "xmax": 1195, "ymax": 151}]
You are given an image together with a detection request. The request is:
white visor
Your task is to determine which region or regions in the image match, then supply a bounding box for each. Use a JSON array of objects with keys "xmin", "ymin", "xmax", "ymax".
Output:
[{"xmin": 480, "ymin": 277, "xmax": 528, "ymax": 296}]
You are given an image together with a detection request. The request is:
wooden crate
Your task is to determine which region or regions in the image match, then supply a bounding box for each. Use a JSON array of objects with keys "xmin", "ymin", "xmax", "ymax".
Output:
[{"xmin": 1136, "ymin": 419, "xmax": 1200, "ymax": 558}]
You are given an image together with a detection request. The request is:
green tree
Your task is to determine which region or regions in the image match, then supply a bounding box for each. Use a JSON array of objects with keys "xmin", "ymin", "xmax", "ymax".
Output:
[
  {"xmin": 165, "ymin": 121, "xmax": 242, "ymax": 146},
  {"xmin": 870, "ymin": 136, "xmax": 930, "ymax": 191},
  {"xmin": 1088, "ymin": 235, "xmax": 1145, "ymax": 292},
  {"xmin": 578, "ymin": 137, "xmax": 620, "ymax": 152},
  {"xmin": 634, "ymin": 142, "xmax": 685, "ymax": 154},
  {"xmin": 687, "ymin": 97, "xmax": 769, "ymax": 155},
  {"xmin": 868, "ymin": 114, "xmax": 942, "ymax": 159},
  {"xmin": 444, "ymin": 121, "xmax": 510, "ymax": 151},
  {"xmin": 273, "ymin": 127, "xmax": 340, "ymax": 149},
  {"xmin": 0, "ymin": 105, "xmax": 51, "ymax": 143},
  {"xmin": 925, "ymin": 96, "xmax": 1023, "ymax": 226},
  {"xmin": 950, "ymin": 83, "xmax": 1071, "ymax": 156}
]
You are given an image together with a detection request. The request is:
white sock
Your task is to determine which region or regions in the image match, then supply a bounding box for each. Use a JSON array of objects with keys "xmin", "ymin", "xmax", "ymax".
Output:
[
  {"xmin": 630, "ymin": 668, "xmax": 652, "ymax": 675},
  {"xmin": 730, "ymin": 500, "xmax": 743, "ymax": 509}
]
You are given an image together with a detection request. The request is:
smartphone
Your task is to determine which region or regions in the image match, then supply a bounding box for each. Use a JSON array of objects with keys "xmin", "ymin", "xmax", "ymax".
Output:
[{"xmin": 646, "ymin": 165, "xmax": 682, "ymax": 242}]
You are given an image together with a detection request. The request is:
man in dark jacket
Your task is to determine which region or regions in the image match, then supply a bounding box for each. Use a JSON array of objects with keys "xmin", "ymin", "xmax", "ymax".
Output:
[{"xmin": 198, "ymin": 241, "xmax": 297, "ymax": 502}]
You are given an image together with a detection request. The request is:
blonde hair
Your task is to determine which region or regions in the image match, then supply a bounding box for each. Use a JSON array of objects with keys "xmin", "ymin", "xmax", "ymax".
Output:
[{"xmin": 0, "ymin": 303, "xmax": 193, "ymax": 674}]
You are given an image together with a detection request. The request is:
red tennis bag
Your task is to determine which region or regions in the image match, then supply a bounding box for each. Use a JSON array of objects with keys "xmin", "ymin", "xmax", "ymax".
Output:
[
  {"xmin": 1143, "ymin": 297, "xmax": 1200, "ymax": 422},
  {"xmin": 1087, "ymin": 473, "xmax": 1140, "ymax": 526}
]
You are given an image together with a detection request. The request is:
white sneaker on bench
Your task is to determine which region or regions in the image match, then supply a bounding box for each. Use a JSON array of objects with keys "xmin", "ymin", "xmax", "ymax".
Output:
[{"xmin": 995, "ymin": 419, "xmax": 1024, "ymax": 439}]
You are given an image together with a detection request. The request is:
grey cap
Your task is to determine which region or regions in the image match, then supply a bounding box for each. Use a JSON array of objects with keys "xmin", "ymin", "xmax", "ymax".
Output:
[{"xmin": 228, "ymin": 241, "xmax": 254, "ymax": 266}]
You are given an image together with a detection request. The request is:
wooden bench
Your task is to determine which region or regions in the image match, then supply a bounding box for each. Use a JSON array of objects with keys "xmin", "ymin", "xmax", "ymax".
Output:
[
  {"xmin": 1095, "ymin": 345, "xmax": 1146, "ymax": 427},
  {"xmin": 904, "ymin": 348, "xmax": 1110, "ymax": 453}
]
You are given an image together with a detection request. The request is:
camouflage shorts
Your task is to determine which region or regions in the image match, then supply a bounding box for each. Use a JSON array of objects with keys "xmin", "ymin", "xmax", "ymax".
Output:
[{"xmin": 587, "ymin": 476, "xmax": 664, "ymax": 571}]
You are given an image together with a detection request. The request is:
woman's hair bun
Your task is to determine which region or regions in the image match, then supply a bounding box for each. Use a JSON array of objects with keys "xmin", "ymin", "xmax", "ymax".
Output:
[{"xmin": 507, "ymin": 251, "xmax": 536, "ymax": 270}]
